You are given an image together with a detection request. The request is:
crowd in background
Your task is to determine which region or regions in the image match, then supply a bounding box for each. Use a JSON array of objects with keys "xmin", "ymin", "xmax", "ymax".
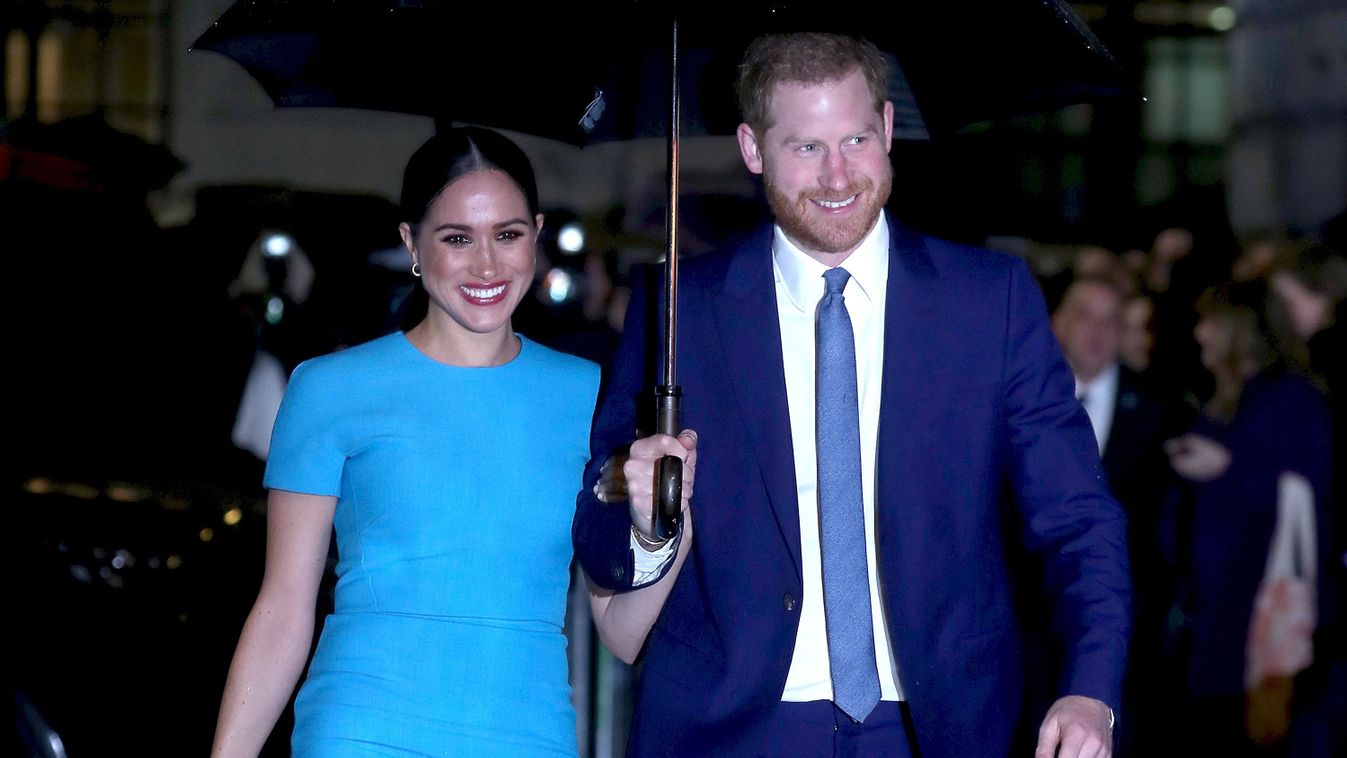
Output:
[{"xmin": 1035, "ymin": 210, "xmax": 1347, "ymax": 756}]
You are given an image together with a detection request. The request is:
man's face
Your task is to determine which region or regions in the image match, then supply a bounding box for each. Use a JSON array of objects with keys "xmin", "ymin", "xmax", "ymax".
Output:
[
  {"xmin": 736, "ymin": 69, "xmax": 893, "ymax": 265},
  {"xmin": 1052, "ymin": 281, "xmax": 1123, "ymax": 383}
]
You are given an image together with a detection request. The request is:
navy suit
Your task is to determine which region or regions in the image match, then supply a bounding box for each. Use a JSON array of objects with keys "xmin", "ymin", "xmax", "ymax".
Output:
[
  {"xmin": 573, "ymin": 218, "xmax": 1131, "ymax": 756},
  {"xmin": 1101, "ymin": 367, "xmax": 1180, "ymax": 514},
  {"xmin": 1088, "ymin": 367, "xmax": 1189, "ymax": 754},
  {"xmin": 1100, "ymin": 367, "xmax": 1187, "ymax": 631}
]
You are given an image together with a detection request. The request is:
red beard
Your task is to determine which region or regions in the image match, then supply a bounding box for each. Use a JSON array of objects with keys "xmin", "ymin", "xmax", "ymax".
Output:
[{"xmin": 765, "ymin": 165, "xmax": 893, "ymax": 257}]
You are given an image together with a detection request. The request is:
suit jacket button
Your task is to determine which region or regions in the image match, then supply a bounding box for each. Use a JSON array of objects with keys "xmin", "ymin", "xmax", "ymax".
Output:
[{"xmin": 783, "ymin": 593, "xmax": 797, "ymax": 612}]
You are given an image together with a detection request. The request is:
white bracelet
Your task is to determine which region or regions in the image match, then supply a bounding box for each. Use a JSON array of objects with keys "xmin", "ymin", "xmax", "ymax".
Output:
[{"xmin": 631, "ymin": 524, "xmax": 670, "ymax": 551}]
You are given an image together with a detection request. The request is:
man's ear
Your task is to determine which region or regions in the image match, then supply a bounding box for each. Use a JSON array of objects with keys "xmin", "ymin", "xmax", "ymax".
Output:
[
  {"xmin": 882, "ymin": 100, "xmax": 894, "ymax": 153},
  {"xmin": 737, "ymin": 123, "xmax": 764, "ymax": 175}
]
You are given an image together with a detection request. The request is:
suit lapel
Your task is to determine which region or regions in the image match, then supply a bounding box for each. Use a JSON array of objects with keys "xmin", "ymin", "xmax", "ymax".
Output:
[
  {"xmin": 876, "ymin": 220, "xmax": 940, "ymax": 536},
  {"xmin": 1102, "ymin": 367, "xmax": 1139, "ymax": 474},
  {"xmin": 880, "ymin": 221, "xmax": 941, "ymax": 376},
  {"xmin": 712, "ymin": 230, "xmax": 802, "ymax": 579}
]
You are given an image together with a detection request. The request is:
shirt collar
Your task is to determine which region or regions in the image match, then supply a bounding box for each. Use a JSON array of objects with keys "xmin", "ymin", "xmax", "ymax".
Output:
[
  {"xmin": 772, "ymin": 215, "xmax": 890, "ymax": 313},
  {"xmin": 1076, "ymin": 361, "xmax": 1120, "ymax": 399}
]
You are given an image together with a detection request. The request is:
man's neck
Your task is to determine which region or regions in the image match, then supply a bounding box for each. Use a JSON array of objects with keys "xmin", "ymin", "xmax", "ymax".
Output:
[{"xmin": 1076, "ymin": 361, "xmax": 1120, "ymax": 388}]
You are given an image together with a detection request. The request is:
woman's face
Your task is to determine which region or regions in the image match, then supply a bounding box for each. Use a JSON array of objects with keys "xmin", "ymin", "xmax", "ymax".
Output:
[
  {"xmin": 1193, "ymin": 312, "xmax": 1239, "ymax": 376},
  {"xmin": 1118, "ymin": 298, "xmax": 1155, "ymax": 371},
  {"xmin": 400, "ymin": 169, "xmax": 542, "ymax": 341}
]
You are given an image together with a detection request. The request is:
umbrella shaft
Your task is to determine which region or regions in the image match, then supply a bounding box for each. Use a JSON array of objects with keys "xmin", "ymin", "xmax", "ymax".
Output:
[{"xmin": 663, "ymin": 18, "xmax": 679, "ymax": 388}]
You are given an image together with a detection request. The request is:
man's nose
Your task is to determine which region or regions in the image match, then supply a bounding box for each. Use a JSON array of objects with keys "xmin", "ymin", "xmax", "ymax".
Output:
[{"xmin": 821, "ymin": 150, "xmax": 849, "ymax": 191}]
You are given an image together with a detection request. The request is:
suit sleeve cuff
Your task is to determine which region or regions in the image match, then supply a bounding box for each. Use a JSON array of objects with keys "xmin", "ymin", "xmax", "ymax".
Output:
[{"xmin": 630, "ymin": 528, "xmax": 677, "ymax": 586}]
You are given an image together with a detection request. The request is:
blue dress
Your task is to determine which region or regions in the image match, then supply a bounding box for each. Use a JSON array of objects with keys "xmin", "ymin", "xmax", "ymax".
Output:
[{"xmin": 265, "ymin": 333, "xmax": 599, "ymax": 757}]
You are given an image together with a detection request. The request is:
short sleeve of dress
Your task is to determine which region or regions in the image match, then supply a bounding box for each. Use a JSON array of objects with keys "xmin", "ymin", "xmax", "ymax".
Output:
[{"xmin": 263, "ymin": 359, "xmax": 346, "ymax": 497}]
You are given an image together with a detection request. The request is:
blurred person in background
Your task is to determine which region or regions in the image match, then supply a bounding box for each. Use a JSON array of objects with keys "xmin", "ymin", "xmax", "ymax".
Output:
[
  {"xmin": 1074, "ymin": 244, "xmax": 1137, "ymax": 297},
  {"xmin": 1232, "ymin": 230, "xmax": 1292, "ymax": 284},
  {"xmin": 1267, "ymin": 241, "xmax": 1347, "ymax": 419},
  {"xmin": 1137, "ymin": 224, "xmax": 1225, "ymax": 413},
  {"xmin": 1162, "ymin": 281, "xmax": 1333, "ymax": 756},
  {"xmin": 1143, "ymin": 227, "xmax": 1193, "ymax": 297},
  {"xmin": 225, "ymin": 231, "xmax": 316, "ymax": 462},
  {"xmin": 1268, "ymin": 240, "xmax": 1347, "ymax": 757},
  {"xmin": 1118, "ymin": 294, "xmax": 1158, "ymax": 376},
  {"xmin": 509, "ymin": 210, "xmax": 630, "ymax": 365},
  {"xmin": 1119, "ymin": 248, "xmax": 1149, "ymax": 285},
  {"xmin": 1052, "ymin": 275, "xmax": 1188, "ymax": 754}
]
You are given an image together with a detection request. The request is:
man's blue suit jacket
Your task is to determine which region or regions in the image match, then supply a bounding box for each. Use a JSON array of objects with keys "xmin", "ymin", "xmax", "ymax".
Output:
[{"xmin": 573, "ymin": 218, "xmax": 1131, "ymax": 757}]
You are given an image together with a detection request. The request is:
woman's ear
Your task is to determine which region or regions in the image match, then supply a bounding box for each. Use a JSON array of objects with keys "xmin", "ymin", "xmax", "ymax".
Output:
[{"xmin": 399, "ymin": 222, "xmax": 418, "ymax": 268}]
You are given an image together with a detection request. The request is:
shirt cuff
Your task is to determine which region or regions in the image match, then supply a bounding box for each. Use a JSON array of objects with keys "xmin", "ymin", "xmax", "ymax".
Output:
[{"xmin": 630, "ymin": 529, "xmax": 677, "ymax": 586}]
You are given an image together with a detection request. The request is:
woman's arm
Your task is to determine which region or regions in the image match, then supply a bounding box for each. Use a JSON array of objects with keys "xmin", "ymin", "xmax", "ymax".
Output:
[
  {"xmin": 211, "ymin": 490, "xmax": 337, "ymax": 757},
  {"xmin": 587, "ymin": 514, "xmax": 693, "ymax": 663},
  {"xmin": 586, "ymin": 430, "xmax": 697, "ymax": 663}
]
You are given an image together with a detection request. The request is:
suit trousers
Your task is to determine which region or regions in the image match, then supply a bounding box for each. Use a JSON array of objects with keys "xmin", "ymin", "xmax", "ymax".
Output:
[{"xmin": 763, "ymin": 701, "xmax": 917, "ymax": 758}]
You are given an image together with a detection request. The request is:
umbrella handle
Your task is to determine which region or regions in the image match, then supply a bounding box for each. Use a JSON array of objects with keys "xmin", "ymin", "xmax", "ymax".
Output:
[
  {"xmin": 653, "ymin": 385, "xmax": 683, "ymax": 540},
  {"xmin": 652, "ymin": 19, "xmax": 682, "ymax": 542}
]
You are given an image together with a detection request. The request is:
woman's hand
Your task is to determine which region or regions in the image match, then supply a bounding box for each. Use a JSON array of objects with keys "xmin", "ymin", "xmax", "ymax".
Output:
[{"xmin": 1165, "ymin": 433, "xmax": 1232, "ymax": 482}]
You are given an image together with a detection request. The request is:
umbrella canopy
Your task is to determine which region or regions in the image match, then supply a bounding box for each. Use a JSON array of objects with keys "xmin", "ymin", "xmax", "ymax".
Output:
[
  {"xmin": 193, "ymin": 0, "xmax": 1133, "ymax": 537},
  {"xmin": 192, "ymin": 0, "xmax": 1134, "ymax": 143}
]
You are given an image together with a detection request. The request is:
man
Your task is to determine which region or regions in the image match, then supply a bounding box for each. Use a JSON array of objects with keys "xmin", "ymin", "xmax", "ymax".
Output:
[
  {"xmin": 1051, "ymin": 275, "xmax": 1185, "ymax": 751},
  {"xmin": 1051, "ymin": 276, "xmax": 1176, "ymax": 511},
  {"xmin": 574, "ymin": 33, "xmax": 1130, "ymax": 757}
]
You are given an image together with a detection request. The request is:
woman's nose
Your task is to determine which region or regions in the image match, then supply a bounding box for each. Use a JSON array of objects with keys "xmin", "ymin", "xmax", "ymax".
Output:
[{"xmin": 470, "ymin": 245, "xmax": 498, "ymax": 278}]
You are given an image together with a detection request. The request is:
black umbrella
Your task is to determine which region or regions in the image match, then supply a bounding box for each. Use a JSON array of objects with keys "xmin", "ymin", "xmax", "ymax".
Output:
[
  {"xmin": 193, "ymin": 0, "xmax": 1132, "ymax": 535},
  {"xmin": 191, "ymin": 0, "xmax": 1130, "ymax": 141}
]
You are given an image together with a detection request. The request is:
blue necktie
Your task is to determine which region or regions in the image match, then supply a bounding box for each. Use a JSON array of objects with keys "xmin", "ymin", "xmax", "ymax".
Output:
[{"xmin": 816, "ymin": 266, "xmax": 881, "ymax": 723}]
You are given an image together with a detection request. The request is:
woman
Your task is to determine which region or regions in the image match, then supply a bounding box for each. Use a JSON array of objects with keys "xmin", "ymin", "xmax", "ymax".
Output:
[
  {"xmin": 1268, "ymin": 243, "xmax": 1347, "ymax": 757},
  {"xmin": 211, "ymin": 127, "xmax": 599, "ymax": 757},
  {"xmin": 1163, "ymin": 281, "xmax": 1332, "ymax": 755},
  {"xmin": 1268, "ymin": 240, "xmax": 1347, "ymax": 401}
]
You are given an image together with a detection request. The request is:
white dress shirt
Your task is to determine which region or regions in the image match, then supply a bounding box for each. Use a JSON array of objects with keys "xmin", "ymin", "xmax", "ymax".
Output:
[
  {"xmin": 774, "ymin": 218, "xmax": 904, "ymax": 703},
  {"xmin": 1074, "ymin": 362, "xmax": 1119, "ymax": 456}
]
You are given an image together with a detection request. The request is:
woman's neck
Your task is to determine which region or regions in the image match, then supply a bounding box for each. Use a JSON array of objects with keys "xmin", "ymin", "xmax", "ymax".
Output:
[
  {"xmin": 1207, "ymin": 359, "xmax": 1259, "ymax": 421},
  {"xmin": 406, "ymin": 316, "xmax": 519, "ymax": 367}
]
